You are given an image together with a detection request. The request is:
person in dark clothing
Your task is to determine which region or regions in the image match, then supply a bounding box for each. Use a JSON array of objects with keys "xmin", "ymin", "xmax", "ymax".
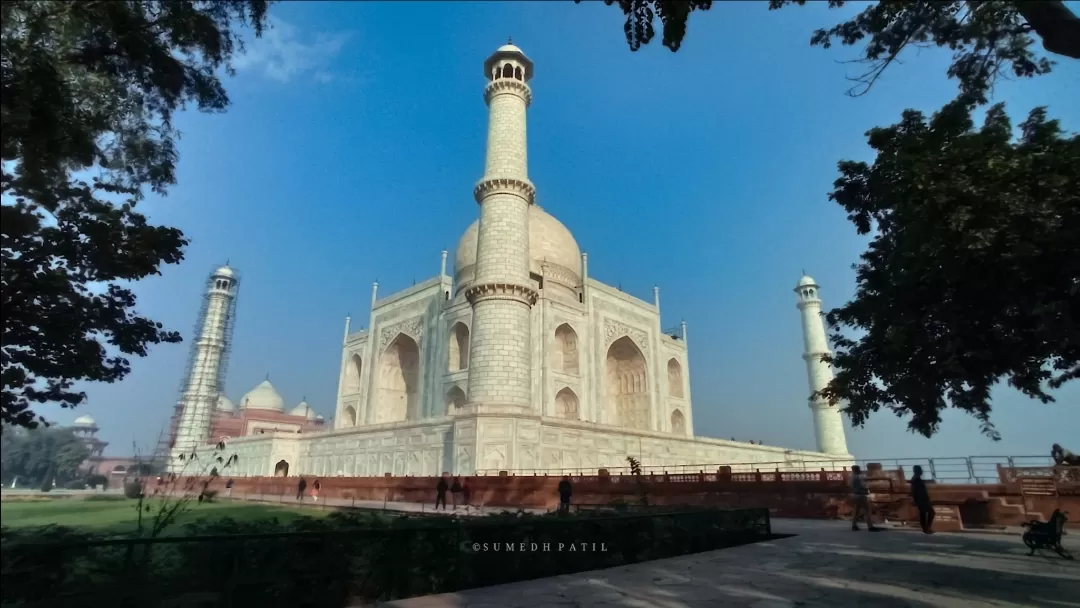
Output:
[
  {"xmin": 450, "ymin": 476, "xmax": 462, "ymax": 509},
  {"xmin": 910, "ymin": 465, "xmax": 935, "ymax": 534},
  {"xmin": 435, "ymin": 476, "xmax": 448, "ymax": 510},
  {"xmin": 225, "ymin": 478, "xmax": 234, "ymax": 498},
  {"xmin": 1052, "ymin": 444, "xmax": 1080, "ymax": 466},
  {"xmin": 297, "ymin": 478, "xmax": 307, "ymax": 500},
  {"xmin": 461, "ymin": 478, "xmax": 472, "ymax": 508},
  {"xmin": 557, "ymin": 476, "xmax": 573, "ymax": 515}
]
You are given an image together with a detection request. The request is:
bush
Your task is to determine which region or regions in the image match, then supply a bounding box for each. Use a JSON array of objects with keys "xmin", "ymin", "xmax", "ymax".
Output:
[
  {"xmin": 86, "ymin": 475, "xmax": 108, "ymax": 489},
  {"xmin": 122, "ymin": 480, "xmax": 143, "ymax": 499},
  {"xmin": 63, "ymin": 480, "xmax": 87, "ymax": 490}
]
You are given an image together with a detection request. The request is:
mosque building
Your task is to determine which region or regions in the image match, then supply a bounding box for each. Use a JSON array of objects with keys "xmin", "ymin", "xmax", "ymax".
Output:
[{"xmin": 181, "ymin": 42, "xmax": 852, "ymax": 477}]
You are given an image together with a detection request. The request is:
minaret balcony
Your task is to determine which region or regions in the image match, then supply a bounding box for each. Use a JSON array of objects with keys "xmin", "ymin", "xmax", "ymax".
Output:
[{"xmin": 473, "ymin": 176, "xmax": 536, "ymax": 204}]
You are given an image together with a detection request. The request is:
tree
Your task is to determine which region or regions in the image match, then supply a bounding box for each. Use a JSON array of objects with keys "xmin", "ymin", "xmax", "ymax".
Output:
[
  {"xmin": 594, "ymin": 1, "xmax": 1079, "ymax": 437},
  {"xmin": 1, "ymin": 1, "xmax": 271, "ymax": 429},
  {"xmin": 821, "ymin": 100, "xmax": 1079, "ymax": 439},
  {"xmin": 0, "ymin": 424, "xmax": 90, "ymax": 486}
]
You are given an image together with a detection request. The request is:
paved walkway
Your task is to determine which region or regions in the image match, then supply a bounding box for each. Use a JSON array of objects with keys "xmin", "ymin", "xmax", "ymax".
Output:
[{"xmin": 372, "ymin": 519, "xmax": 1080, "ymax": 608}]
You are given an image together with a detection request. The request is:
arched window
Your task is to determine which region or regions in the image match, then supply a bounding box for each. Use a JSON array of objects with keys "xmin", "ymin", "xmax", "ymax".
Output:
[
  {"xmin": 514, "ymin": 66, "xmax": 523, "ymax": 80},
  {"xmin": 671, "ymin": 409, "xmax": 686, "ymax": 435},
  {"xmin": 555, "ymin": 324, "xmax": 579, "ymax": 375},
  {"xmin": 448, "ymin": 322, "xmax": 470, "ymax": 372},
  {"xmin": 343, "ymin": 405, "xmax": 357, "ymax": 427},
  {"xmin": 605, "ymin": 336, "xmax": 649, "ymax": 430},
  {"xmin": 345, "ymin": 354, "xmax": 362, "ymax": 394},
  {"xmin": 445, "ymin": 385, "xmax": 466, "ymax": 413},
  {"xmin": 502, "ymin": 63, "xmax": 514, "ymax": 78},
  {"xmin": 667, "ymin": 358, "xmax": 684, "ymax": 399},
  {"xmin": 554, "ymin": 388, "xmax": 579, "ymax": 419}
]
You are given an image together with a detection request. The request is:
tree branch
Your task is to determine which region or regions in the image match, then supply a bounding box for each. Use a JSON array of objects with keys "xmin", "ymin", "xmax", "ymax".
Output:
[{"xmin": 1014, "ymin": 0, "xmax": 1080, "ymax": 59}]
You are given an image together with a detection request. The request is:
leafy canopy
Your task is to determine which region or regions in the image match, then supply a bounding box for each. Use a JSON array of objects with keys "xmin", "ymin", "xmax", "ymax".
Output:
[
  {"xmin": 1, "ymin": 1, "xmax": 270, "ymax": 429},
  {"xmin": 0, "ymin": 424, "xmax": 90, "ymax": 485},
  {"xmin": 592, "ymin": 0, "xmax": 1080, "ymax": 436},
  {"xmin": 821, "ymin": 100, "xmax": 1079, "ymax": 439}
]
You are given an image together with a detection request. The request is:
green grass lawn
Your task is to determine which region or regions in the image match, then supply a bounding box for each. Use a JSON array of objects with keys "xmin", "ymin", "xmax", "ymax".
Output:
[{"xmin": 1, "ymin": 497, "xmax": 326, "ymax": 535}]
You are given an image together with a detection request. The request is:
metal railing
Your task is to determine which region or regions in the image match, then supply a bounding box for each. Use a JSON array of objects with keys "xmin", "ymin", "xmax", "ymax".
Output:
[{"xmin": 474, "ymin": 455, "xmax": 1056, "ymax": 484}]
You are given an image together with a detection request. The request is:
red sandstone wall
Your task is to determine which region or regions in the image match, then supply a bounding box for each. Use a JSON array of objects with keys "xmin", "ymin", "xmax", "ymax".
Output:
[{"xmin": 155, "ymin": 465, "xmax": 1079, "ymax": 531}]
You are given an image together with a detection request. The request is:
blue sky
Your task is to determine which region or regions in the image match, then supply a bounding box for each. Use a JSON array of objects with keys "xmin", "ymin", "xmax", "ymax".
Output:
[{"xmin": 45, "ymin": 1, "xmax": 1078, "ymax": 461}]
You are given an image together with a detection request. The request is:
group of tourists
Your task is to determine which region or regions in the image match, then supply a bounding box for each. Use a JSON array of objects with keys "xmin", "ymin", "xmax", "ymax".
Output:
[
  {"xmin": 434, "ymin": 475, "xmax": 472, "ymax": 509},
  {"xmin": 296, "ymin": 477, "xmax": 322, "ymax": 502}
]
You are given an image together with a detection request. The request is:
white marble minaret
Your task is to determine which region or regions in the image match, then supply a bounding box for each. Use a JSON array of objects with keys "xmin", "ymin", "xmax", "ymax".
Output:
[
  {"xmin": 170, "ymin": 265, "xmax": 238, "ymax": 470},
  {"xmin": 463, "ymin": 41, "xmax": 539, "ymax": 412},
  {"xmin": 795, "ymin": 274, "xmax": 849, "ymax": 455}
]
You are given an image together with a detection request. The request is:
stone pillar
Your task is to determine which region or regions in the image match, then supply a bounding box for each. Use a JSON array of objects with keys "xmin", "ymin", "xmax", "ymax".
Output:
[
  {"xmin": 795, "ymin": 275, "xmax": 849, "ymax": 455},
  {"xmin": 464, "ymin": 43, "xmax": 539, "ymax": 411}
]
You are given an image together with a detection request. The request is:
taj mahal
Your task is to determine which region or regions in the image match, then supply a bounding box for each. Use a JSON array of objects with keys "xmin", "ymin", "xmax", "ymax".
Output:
[{"xmin": 172, "ymin": 43, "xmax": 852, "ymax": 477}]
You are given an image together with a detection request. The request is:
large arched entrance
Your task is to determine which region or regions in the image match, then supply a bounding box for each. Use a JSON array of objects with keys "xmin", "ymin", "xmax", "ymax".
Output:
[
  {"xmin": 274, "ymin": 460, "xmax": 290, "ymax": 477},
  {"xmin": 605, "ymin": 336, "xmax": 650, "ymax": 430},
  {"xmin": 378, "ymin": 334, "xmax": 420, "ymax": 423}
]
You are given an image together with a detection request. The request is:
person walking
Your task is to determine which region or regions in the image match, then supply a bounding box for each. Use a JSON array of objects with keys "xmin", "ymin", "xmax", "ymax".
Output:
[
  {"xmin": 450, "ymin": 476, "xmax": 462, "ymax": 509},
  {"xmin": 557, "ymin": 475, "xmax": 573, "ymax": 515},
  {"xmin": 461, "ymin": 478, "xmax": 472, "ymax": 510},
  {"xmin": 225, "ymin": 478, "xmax": 234, "ymax": 498},
  {"xmin": 310, "ymin": 478, "xmax": 321, "ymax": 503},
  {"xmin": 849, "ymin": 465, "xmax": 878, "ymax": 531},
  {"xmin": 910, "ymin": 465, "xmax": 935, "ymax": 534},
  {"xmin": 297, "ymin": 478, "xmax": 307, "ymax": 501},
  {"xmin": 435, "ymin": 476, "xmax": 449, "ymax": 511}
]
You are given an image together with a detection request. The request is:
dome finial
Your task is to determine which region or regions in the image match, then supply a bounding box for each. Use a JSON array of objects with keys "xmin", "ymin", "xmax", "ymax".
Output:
[
  {"xmin": 802, "ymin": 268, "xmax": 806, "ymax": 276},
  {"xmin": 508, "ymin": 36, "xmax": 513, "ymax": 45}
]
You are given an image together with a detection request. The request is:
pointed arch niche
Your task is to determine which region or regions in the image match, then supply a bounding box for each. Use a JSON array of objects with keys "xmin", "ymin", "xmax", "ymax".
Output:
[
  {"xmin": 342, "ymin": 404, "xmax": 357, "ymax": 428},
  {"xmin": 377, "ymin": 334, "xmax": 420, "ymax": 423},
  {"xmin": 605, "ymin": 336, "xmax": 650, "ymax": 430},
  {"xmin": 554, "ymin": 323, "xmax": 579, "ymax": 375},
  {"xmin": 345, "ymin": 354, "xmax": 362, "ymax": 394},
  {"xmin": 670, "ymin": 409, "xmax": 686, "ymax": 435},
  {"xmin": 554, "ymin": 387, "xmax": 579, "ymax": 419},
  {"xmin": 445, "ymin": 385, "xmax": 467, "ymax": 415},
  {"xmin": 448, "ymin": 322, "xmax": 470, "ymax": 372},
  {"xmin": 667, "ymin": 358, "xmax": 684, "ymax": 399}
]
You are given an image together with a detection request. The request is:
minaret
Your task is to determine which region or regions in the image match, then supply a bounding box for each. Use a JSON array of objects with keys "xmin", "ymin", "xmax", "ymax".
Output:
[
  {"xmin": 795, "ymin": 274, "xmax": 849, "ymax": 455},
  {"xmin": 464, "ymin": 41, "xmax": 538, "ymax": 410},
  {"xmin": 169, "ymin": 265, "xmax": 239, "ymax": 470}
]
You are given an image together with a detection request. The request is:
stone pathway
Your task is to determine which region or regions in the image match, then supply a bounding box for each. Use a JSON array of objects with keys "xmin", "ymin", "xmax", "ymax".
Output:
[
  {"xmin": 370, "ymin": 519, "xmax": 1080, "ymax": 608},
  {"xmin": 231, "ymin": 492, "xmax": 547, "ymax": 517}
]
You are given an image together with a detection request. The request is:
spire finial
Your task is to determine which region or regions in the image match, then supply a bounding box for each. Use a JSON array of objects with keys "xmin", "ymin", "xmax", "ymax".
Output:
[
  {"xmin": 508, "ymin": 36, "xmax": 513, "ymax": 45},
  {"xmin": 265, "ymin": 372, "xmax": 269, "ymax": 381},
  {"xmin": 225, "ymin": 258, "xmax": 230, "ymax": 266},
  {"xmin": 802, "ymin": 268, "xmax": 806, "ymax": 276}
]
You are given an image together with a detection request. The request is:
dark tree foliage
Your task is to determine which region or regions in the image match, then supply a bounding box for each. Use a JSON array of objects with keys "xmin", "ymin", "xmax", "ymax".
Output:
[
  {"xmin": 821, "ymin": 100, "xmax": 1079, "ymax": 439},
  {"xmin": 1, "ymin": 1, "xmax": 270, "ymax": 429},
  {"xmin": 592, "ymin": 1, "xmax": 1079, "ymax": 100}
]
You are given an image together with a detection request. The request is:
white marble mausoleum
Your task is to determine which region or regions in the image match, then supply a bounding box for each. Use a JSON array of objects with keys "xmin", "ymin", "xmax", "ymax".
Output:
[{"xmin": 193, "ymin": 43, "xmax": 852, "ymax": 478}]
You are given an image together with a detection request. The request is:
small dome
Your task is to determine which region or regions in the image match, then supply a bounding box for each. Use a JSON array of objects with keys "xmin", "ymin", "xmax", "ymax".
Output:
[
  {"xmin": 73, "ymin": 415, "xmax": 97, "ymax": 427},
  {"xmin": 497, "ymin": 43, "xmax": 523, "ymax": 54},
  {"xmin": 289, "ymin": 401, "xmax": 318, "ymax": 421},
  {"xmin": 455, "ymin": 206, "xmax": 581, "ymax": 289},
  {"xmin": 216, "ymin": 395, "xmax": 236, "ymax": 412},
  {"xmin": 213, "ymin": 265, "xmax": 235, "ymax": 278},
  {"xmin": 240, "ymin": 380, "xmax": 285, "ymax": 412},
  {"xmin": 315, "ymin": 414, "xmax": 325, "ymax": 421},
  {"xmin": 796, "ymin": 274, "xmax": 817, "ymax": 289}
]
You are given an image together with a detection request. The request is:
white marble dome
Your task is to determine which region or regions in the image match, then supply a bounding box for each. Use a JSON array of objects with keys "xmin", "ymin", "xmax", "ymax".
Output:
[
  {"xmin": 796, "ymin": 274, "xmax": 818, "ymax": 288},
  {"xmin": 73, "ymin": 415, "xmax": 97, "ymax": 427},
  {"xmin": 213, "ymin": 265, "xmax": 235, "ymax": 278},
  {"xmin": 216, "ymin": 395, "xmax": 236, "ymax": 412},
  {"xmin": 240, "ymin": 380, "xmax": 285, "ymax": 412},
  {"xmin": 289, "ymin": 401, "xmax": 318, "ymax": 421},
  {"xmin": 455, "ymin": 206, "xmax": 581, "ymax": 287}
]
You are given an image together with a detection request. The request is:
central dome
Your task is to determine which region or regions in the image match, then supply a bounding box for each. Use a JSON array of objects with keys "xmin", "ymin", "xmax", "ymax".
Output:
[{"xmin": 455, "ymin": 206, "xmax": 581, "ymax": 288}]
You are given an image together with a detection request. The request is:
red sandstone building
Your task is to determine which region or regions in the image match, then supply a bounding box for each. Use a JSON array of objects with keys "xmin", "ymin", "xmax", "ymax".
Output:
[{"xmin": 163, "ymin": 380, "xmax": 326, "ymax": 449}]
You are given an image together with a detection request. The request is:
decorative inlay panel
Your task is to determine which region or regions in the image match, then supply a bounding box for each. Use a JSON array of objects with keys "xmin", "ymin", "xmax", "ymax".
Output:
[
  {"xmin": 379, "ymin": 316, "xmax": 425, "ymax": 351},
  {"xmin": 603, "ymin": 318, "xmax": 650, "ymax": 354}
]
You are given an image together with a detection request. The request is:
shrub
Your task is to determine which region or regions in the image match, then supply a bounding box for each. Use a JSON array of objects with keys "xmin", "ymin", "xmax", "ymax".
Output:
[
  {"xmin": 123, "ymin": 479, "xmax": 143, "ymax": 499},
  {"xmin": 63, "ymin": 480, "xmax": 87, "ymax": 490},
  {"xmin": 86, "ymin": 475, "xmax": 109, "ymax": 489}
]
